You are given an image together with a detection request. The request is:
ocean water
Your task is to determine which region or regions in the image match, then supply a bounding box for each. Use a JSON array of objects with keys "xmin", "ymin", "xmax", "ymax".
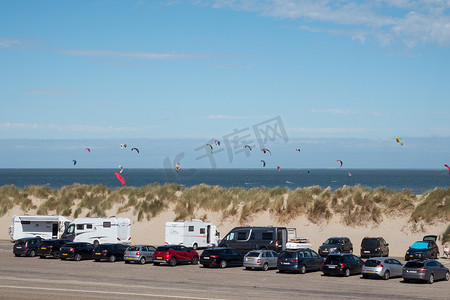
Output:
[{"xmin": 1, "ymin": 169, "xmax": 449, "ymax": 194}]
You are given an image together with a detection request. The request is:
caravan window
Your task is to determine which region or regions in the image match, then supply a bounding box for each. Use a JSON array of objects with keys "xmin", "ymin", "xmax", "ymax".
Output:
[
  {"xmin": 188, "ymin": 226, "xmax": 194, "ymax": 232},
  {"xmin": 262, "ymin": 232, "xmax": 273, "ymax": 240},
  {"xmin": 86, "ymin": 224, "xmax": 92, "ymax": 229},
  {"xmin": 76, "ymin": 224, "xmax": 84, "ymax": 230},
  {"xmin": 200, "ymin": 228, "xmax": 205, "ymax": 234},
  {"xmin": 237, "ymin": 231, "xmax": 248, "ymax": 241},
  {"xmin": 103, "ymin": 222, "xmax": 111, "ymax": 228}
]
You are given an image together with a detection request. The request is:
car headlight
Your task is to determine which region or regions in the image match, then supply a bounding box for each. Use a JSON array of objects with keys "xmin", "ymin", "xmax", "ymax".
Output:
[
  {"xmin": 406, "ymin": 251, "xmax": 409, "ymax": 255},
  {"xmin": 330, "ymin": 248, "xmax": 337, "ymax": 252}
]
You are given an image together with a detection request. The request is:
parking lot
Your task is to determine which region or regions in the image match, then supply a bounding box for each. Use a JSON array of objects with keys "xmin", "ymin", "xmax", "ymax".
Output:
[{"xmin": 0, "ymin": 241, "xmax": 449, "ymax": 300}]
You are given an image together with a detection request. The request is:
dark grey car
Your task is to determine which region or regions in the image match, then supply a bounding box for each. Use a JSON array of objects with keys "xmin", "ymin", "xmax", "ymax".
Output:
[
  {"xmin": 403, "ymin": 260, "xmax": 449, "ymax": 284},
  {"xmin": 318, "ymin": 237, "xmax": 353, "ymax": 257},
  {"xmin": 277, "ymin": 249, "xmax": 324, "ymax": 274},
  {"xmin": 124, "ymin": 245, "xmax": 156, "ymax": 264}
]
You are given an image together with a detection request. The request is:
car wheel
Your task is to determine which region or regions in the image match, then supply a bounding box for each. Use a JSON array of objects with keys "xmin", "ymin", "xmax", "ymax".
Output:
[
  {"xmin": 153, "ymin": 262, "xmax": 160, "ymax": 266},
  {"xmin": 322, "ymin": 272, "xmax": 329, "ymax": 276},
  {"xmin": 192, "ymin": 243, "xmax": 198, "ymax": 250},
  {"xmin": 344, "ymin": 268, "xmax": 350, "ymax": 277},
  {"xmin": 140, "ymin": 257, "xmax": 146, "ymax": 265},
  {"xmin": 279, "ymin": 270, "xmax": 285, "ymax": 273},
  {"xmin": 403, "ymin": 278, "xmax": 410, "ymax": 283},
  {"xmin": 39, "ymin": 255, "xmax": 45, "ymax": 259},
  {"xmin": 191, "ymin": 256, "xmax": 199, "ymax": 265},
  {"xmin": 61, "ymin": 257, "xmax": 66, "ymax": 260},
  {"xmin": 54, "ymin": 252, "xmax": 61, "ymax": 259},
  {"xmin": 125, "ymin": 260, "xmax": 131, "ymax": 264},
  {"xmin": 299, "ymin": 264, "xmax": 306, "ymax": 274},
  {"xmin": 383, "ymin": 270, "xmax": 390, "ymax": 280},
  {"xmin": 203, "ymin": 264, "xmax": 209, "ymax": 268},
  {"xmin": 245, "ymin": 267, "xmax": 251, "ymax": 270},
  {"xmin": 169, "ymin": 257, "xmax": 177, "ymax": 266},
  {"xmin": 362, "ymin": 274, "xmax": 369, "ymax": 279},
  {"xmin": 74, "ymin": 253, "xmax": 82, "ymax": 261},
  {"xmin": 428, "ymin": 274, "xmax": 434, "ymax": 284},
  {"xmin": 262, "ymin": 263, "xmax": 269, "ymax": 272},
  {"xmin": 14, "ymin": 253, "xmax": 20, "ymax": 257},
  {"xmin": 444, "ymin": 272, "xmax": 449, "ymax": 281},
  {"xmin": 95, "ymin": 258, "xmax": 100, "ymax": 262},
  {"xmin": 29, "ymin": 250, "xmax": 36, "ymax": 257},
  {"xmin": 109, "ymin": 255, "xmax": 116, "ymax": 262},
  {"xmin": 219, "ymin": 260, "xmax": 227, "ymax": 269}
]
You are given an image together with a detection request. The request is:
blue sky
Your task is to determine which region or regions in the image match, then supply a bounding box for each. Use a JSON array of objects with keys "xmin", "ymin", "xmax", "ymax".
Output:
[{"xmin": 1, "ymin": 0, "xmax": 450, "ymax": 169}]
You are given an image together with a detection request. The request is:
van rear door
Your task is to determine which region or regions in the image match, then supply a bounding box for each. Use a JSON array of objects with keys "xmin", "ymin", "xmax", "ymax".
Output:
[{"xmin": 277, "ymin": 228, "xmax": 287, "ymax": 251}]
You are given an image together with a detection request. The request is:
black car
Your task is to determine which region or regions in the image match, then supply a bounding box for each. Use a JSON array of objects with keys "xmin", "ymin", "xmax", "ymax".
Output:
[
  {"xmin": 277, "ymin": 249, "xmax": 324, "ymax": 274},
  {"xmin": 37, "ymin": 239, "xmax": 70, "ymax": 259},
  {"xmin": 321, "ymin": 254, "xmax": 364, "ymax": 277},
  {"xmin": 360, "ymin": 237, "xmax": 389, "ymax": 258},
  {"xmin": 13, "ymin": 237, "xmax": 42, "ymax": 257},
  {"xmin": 405, "ymin": 241, "xmax": 440, "ymax": 261},
  {"xmin": 94, "ymin": 243, "xmax": 127, "ymax": 262},
  {"xmin": 60, "ymin": 242, "xmax": 94, "ymax": 261},
  {"xmin": 200, "ymin": 248, "xmax": 244, "ymax": 268},
  {"xmin": 318, "ymin": 237, "xmax": 353, "ymax": 257}
]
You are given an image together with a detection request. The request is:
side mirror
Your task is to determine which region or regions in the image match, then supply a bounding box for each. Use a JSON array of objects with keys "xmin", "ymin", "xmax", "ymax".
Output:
[{"xmin": 386, "ymin": 243, "xmax": 389, "ymax": 246}]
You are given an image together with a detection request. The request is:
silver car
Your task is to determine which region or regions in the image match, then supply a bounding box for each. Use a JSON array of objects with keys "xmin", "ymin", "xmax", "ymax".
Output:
[
  {"xmin": 243, "ymin": 250, "xmax": 278, "ymax": 271},
  {"xmin": 362, "ymin": 257, "xmax": 403, "ymax": 280},
  {"xmin": 124, "ymin": 245, "xmax": 156, "ymax": 264}
]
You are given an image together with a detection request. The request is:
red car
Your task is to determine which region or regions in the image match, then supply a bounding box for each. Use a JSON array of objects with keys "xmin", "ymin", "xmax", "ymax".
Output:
[{"xmin": 152, "ymin": 245, "xmax": 199, "ymax": 266}]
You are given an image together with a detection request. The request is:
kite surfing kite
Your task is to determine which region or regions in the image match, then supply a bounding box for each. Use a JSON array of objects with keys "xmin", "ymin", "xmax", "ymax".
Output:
[
  {"xmin": 85, "ymin": 148, "xmax": 91, "ymax": 153},
  {"xmin": 72, "ymin": 160, "xmax": 77, "ymax": 165},
  {"xmin": 261, "ymin": 148, "xmax": 271, "ymax": 155},
  {"xmin": 295, "ymin": 148, "xmax": 301, "ymax": 152},
  {"xmin": 244, "ymin": 145, "xmax": 252, "ymax": 151},
  {"xmin": 176, "ymin": 162, "xmax": 181, "ymax": 172},
  {"xmin": 215, "ymin": 140, "xmax": 221, "ymax": 146},
  {"xmin": 261, "ymin": 160, "xmax": 266, "ymax": 167},
  {"xmin": 131, "ymin": 147, "xmax": 139, "ymax": 153},
  {"xmin": 114, "ymin": 172, "xmax": 125, "ymax": 185},
  {"xmin": 206, "ymin": 144, "xmax": 213, "ymax": 153},
  {"xmin": 120, "ymin": 144, "xmax": 127, "ymax": 149},
  {"xmin": 445, "ymin": 164, "xmax": 450, "ymax": 174},
  {"xmin": 277, "ymin": 166, "xmax": 280, "ymax": 171},
  {"xmin": 337, "ymin": 160, "xmax": 343, "ymax": 168},
  {"xmin": 119, "ymin": 165, "xmax": 123, "ymax": 173},
  {"xmin": 396, "ymin": 138, "xmax": 403, "ymax": 146}
]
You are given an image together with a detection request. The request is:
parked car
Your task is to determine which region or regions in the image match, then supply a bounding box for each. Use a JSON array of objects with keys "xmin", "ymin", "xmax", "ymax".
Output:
[
  {"xmin": 60, "ymin": 242, "xmax": 94, "ymax": 261},
  {"xmin": 37, "ymin": 239, "xmax": 70, "ymax": 259},
  {"xmin": 403, "ymin": 259, "xmax": 449, "ymax": 284},
  {"xmin": 243, "ymin": 250, "xmax": 279, "ymax": 271},
  {"xmin": 93, "ymin": 243, "xmax": 127, "ymax": 262},
  {"xmin": 277, "ymin": 249, "xmax": 324, "ymax": 274},
  {"xmin": 13, "ymin": 237, "xmax": 42, "ymax": 257},
  {"xmin": 124, "ymin": 245, "xmax": 156, "ymax": 264},
  {"xmin": 360, "ymin": 237, "xmax": 389, "ymax": 258},
  {"xmin": 152, "ymin": 245, "xmax": 199, "ymax": 266},
  {"xmin": 321, "ymin": 254, "xmax": 364, "ymax": 277},
  {"xmin": 200, "ymin": 247, "xmax": 243, "ymax": 268},
  {"xmin": 318, "ymin": 237, "xmax": 353, "ymax": 257},
  {"xmin": 362, "ymin": 257, "xmax": 403, "ymax": 280},
  {"xmin": 405, "ymin": 241, "xmax": 440, "ymax": 261}
]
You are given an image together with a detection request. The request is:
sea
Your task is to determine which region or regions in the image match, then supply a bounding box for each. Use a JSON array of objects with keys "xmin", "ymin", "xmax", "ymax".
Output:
[{"xmin": 1, "ymin": 169, "xmax": 450, "ymax": 194}]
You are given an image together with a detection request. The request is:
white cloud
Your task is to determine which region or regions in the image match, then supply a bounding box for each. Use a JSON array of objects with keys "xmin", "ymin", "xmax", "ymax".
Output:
[
  {"xmin": 310, "ymin": 108, "xmax": 381, "ymax": 116},
  {"xmin": 0, "ymin": 38, "xmax": 20, "ymax": 49},
  {"xmin": 58, "ymin": 49, "xmax": 213, "ymax": 60},
  {"xmin": 22, "ymin": 89, "xmax": 80, "ymax": 96},
  {"xmin": 0, "ymin": 122, "xmax": 161, "ymax": 133},
  {"xmin": 287, "ymin": 127, "xmax": 367, "ymax": 134}
]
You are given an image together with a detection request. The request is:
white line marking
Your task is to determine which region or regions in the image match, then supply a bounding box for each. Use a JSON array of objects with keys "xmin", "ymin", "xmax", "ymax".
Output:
[{"xmin": 0, "ymin": 285, "xmax": 227, "ymax": 300}]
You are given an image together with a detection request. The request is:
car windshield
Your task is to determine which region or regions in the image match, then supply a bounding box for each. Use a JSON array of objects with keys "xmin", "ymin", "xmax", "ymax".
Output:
[
  {"xmin": 405, "ymin": 261, "xmax": 424, "ymax": 268},
  {"xmin": 364, "ymin": 259, "xmax": 381, "ymax": 267},
  {"xmin": 15, "ymin": 240, "xmax": 27, "ymax": 245},
  {"xmin": 279, "ymin": 251, "xmax": 296, "ymax": 259},
  {"xmin": 245, "ymin": 251, "xmax": 261, "ymax": 257},
  {"xmin": 410, "ymin": 242, "xmax": 428, "ymax": 249},
  {"xmin": 95, "ymin": 245, "xmax": 110, "ymax": 250},
  {"xmin": 126, "ymin": 246, "xmax": 139, "ymax": 251},
  {"xmin": 325, "ymin": 255, "xmax": 343, "ymax": 264},
  {"xmin": 324, "ymin": 239, "xmax": 341, "ymax": 245},
  {"xmin": 362, "ymin": 239, "xmax": 379, "ymax": 248},
  {"xmin": 156, "ymin": 246, "xmax": 169, "ymax": 251}
]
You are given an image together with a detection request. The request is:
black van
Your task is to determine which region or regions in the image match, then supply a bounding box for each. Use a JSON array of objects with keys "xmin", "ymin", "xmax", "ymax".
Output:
[
  {"xmin": 360, "ymin": 237, "xmax": 389, "ymax": 258},
  {"xmin": 218, "ymin": 226, "xmax": 287, "ymax": 254}
]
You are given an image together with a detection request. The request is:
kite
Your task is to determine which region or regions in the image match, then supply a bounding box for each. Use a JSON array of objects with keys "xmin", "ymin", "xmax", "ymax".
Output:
[
  {"xmin": 277, "ymin": 166, "xmax": 280, "ymax": 171},
  {"xmin": 445, "ymin": 164, "xmax": 450, "ymax": 174},
  {"xmin": 348, "ymin": 172, "xmax": 352, "ymax": 177},
  {"xmin": 295, "ymin": 148, "xmax": 301, "ymax": 152},
  {"xmin": 396, "ymin": 138, "xmax": 403, "ymax": 146},
  {"xmin": 244, "ymin": 145, "xmax": 252, "ymax": 151},
  {"xmin": 119, "ymin": 165, "xmax": 123, "ymax": 173},
  {"xmin": 261, "ymin": 148, "xmax": 271, "ymax": 155},
  {"xmin": 85, "ymin": 148, "xmax": 91, "ymax": 153},
  {"xmin": 120, "ymin": 144, "xmax": 127, "ymax": 149},
  {"xmin": 337, "ymin": 160, "xmax": 343, "ymax": 168},
  {"xmin": 131, "ymin": 147, "xmax": 139, "ymax": 153},
  {"xmin": 215, "ymin": 140, "xmax": 221, "ymax": 146},
  {"xmin": 206, "ymin": 144, "xmax": 213, "ymax": 153},
  {"xmin": 72, "ymin": 160, "xmax": 77, "ymax": 165},
  {"xmin": 176, "ymin": 162, "xmax": 181, "ymax": 172},
  {"xmin": 261, "ymin": 160, "xmax": 266, "ymax": 167},
  {"xmin": 114, "ymin": 172, "xmax": 125, "ymax": 185}
]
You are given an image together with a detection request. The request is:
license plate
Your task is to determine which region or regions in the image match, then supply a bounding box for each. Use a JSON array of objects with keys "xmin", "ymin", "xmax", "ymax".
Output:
[
  {"xmin": 63, "ymin": 253, "xmax": 68, "ymax": 256},
  {"xmin": 323, "ymin": 250, "xmax": 328, "ymax": 253},
  {"xmin": 410, "ymin": 255, "xmax": 413, "ymax": 257},
  {"xmin": 95, "ymin": 253, "xmax": 101, "ymax": 255},
  {"xmin": 16, "ymin": 246, "xmax": 22, "ymax": 249},
  {"xmin": 157, "ymin": 257, "xmax": 162, "ymax": 260},
  {"xmin": 408, "ymin": 270, "xmax": 417, "ymax": 273},
  {"xmin": 41, "ymin": 247, "xmax": 47, "ymax": 250},
  {"xmin": 364, "ymin": 251, "xmax": 370, "ymax": 253},
  {"xmin": 128, "ymin": 257, "xmax": 134, "ymax": 259},
  {"xmin": 282, "ymin": 262, "xmax": 290, "ymax": 265},
  {"xmin": 203, "ymin": 257, "xmax": 209, "ymax": 259},
  {"xmin": 366, "ymin": 270, "xmax": 374, "ymax": 273},
  {"xmin": 247, "ymin": 258, "xmax": 253, "ymax": 261},
  {"xmin": 327, "ymin": 265, "xmax": 336, "ymax": 268}
]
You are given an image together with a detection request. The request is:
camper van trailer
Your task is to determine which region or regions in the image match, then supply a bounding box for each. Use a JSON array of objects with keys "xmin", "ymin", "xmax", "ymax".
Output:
[
  {"xmin": 9, "ymin": 215, "xmax": 71, "ymax": 242},
  {"xmin": 165, "ymin": 220, "xmax": 220, "ymax": 250},
  {"xmin": 61, "ymin": 217, "xmax": 131, "ymax": 246}
]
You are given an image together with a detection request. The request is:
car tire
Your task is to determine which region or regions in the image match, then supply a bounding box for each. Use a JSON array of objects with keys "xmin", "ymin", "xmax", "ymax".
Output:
[
  {"xmin": 39, "ymin": 255, "xmax": 45, "ymax": 259},
  {"xmin": 54, "ymin": 252, "xmax": 61, "ymax": 259},
  {"xmin": 191, "ymin": 256, "xmax": 199, "ymax": 265},
  {"xmin": 322, "ymin": 272, "xmax": 329, "ymax": 276},
  {"xmin": 219, "ymin": 260, "xmax": 227, "ymax": 269},
  {"xmin": 109, "ymin": 255, "xmax": 116, "ymax": 262},
  {"xmin": 299, "ymin": 264, "xmax": 306, "ymax": 274},
  {"xmin": 428, "ymin": 274, "xmax": 434, "ymax": 284},
  {"xmin": 169, "ymin": 257, "xmax": 177, "ymax": 266},
  {"xmin": 262, "ymin": 263, "xmax": 269, "ymax": 272},
  {"xmin": 383, "ymin": 270, "xmax": 390, "ymax": 280},
  {"xmin": 344, "ymin": 268, "xmax": 350, "ymax": 277},
  {"xmin": 153, "ymin": 262, "xmax": 160, "ymax": 266},
  {"xmin": 140, "ymin": 257, "xmax": 146, "ymax": 265},
  {"xmin": 245, "ymin": 267, "xmax": 251, "ymax": 270},
  {"xmin": 362, "ymin": 274, "xmax": 369, "ymax": 279},
  {"xmin": 444, "ymin": 272, "xmax": 449, "ymax": 281},
  {"xmin": 14, "ymin": 253, "xmax": 20, "ymax": 257},
  {"xmin": 125, "ymin": 260, "xmax": 131, "ymax": 264},
  {"xmin": 61, "ymin": 257, "xmax": 66, "ymax": 260},
  {"xmin": 29, "ymin": 250, "xmax": 36, "ymax": 257},
  {"xmin": 192, "ymin": 243, "xmax": 198, "ymax": 250},
  {"xmin": 203, "ymin": 264, "xmax": 209, "ymax": 268},
  {"xmin": 403, "ymin": 278, "xmax": 409, "ymax": 283},
  {"xmin": 95, "ymin": 258, "xmax": 100, "ymax": 262},
  {"xmin": 279, "ymin": 270, "xmax": 285, "ymax": 273},
  {"xmin": 74, "ymin": 253, "xmax": 82, "ymax": 261}
]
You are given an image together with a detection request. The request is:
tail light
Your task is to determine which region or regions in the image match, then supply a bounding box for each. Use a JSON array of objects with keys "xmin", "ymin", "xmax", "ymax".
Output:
[
  {"xmin": 322, "ymin": 262, "xmax": 324, "ymax": 268},
  {"xmin": 70, "ymin": 248, "xmax": 74, "ymax": 252},
  {"xmin": 377, "ymin": 246, "xmax": 381, "ymax": 251},
  {"xmin": 275, "ymin": 240, "xmax": 278, "ymax": 247},
  {"xmin": 128, "ymin": 237, "xmax": 131, "ymax": 240},
  {"xmin": 117, "ymin": 238, "xmax": 121, "ymax": 241},
  {"xmin": 136, "ymin": 252, "xmax": 140, "ymax": 256},
  {"xmin": 340, "ymin": 263, "xmax": 345, "ymax": 269},
  {"xmin": 418, "ymin": 268, "xmax": 426, "ymax": 272},
  {"xmin": 47, "ymin": 245, "xmax": 53, "ymax": 248},
  {"xmin": 25, "ymin": 241, "xmax": 28, "ymax": 247},
  {"xmin": 378, "ymin": 261, "xmax": 384, "ymax": 268},
  {"xmin": 292, "ymin": 259, "xmax": 298, "ymax": 262},
  {"xmin": 277, "ymin": 258, "xmax": 281, "ymax": 262},
  {"xmin": 102, "ymin": 250, "xmax": 109, "ymax": 253},
  {"xmin": 210, "ymin": 255, "xmax": 218, "ymax": 259},
  {"xmin": 257, "ymin": 258, "xmax": 261, "ymax": 264},
  {"xmin": 124, "ymin": 252, "xmax": 127, "ymax": 255},
  {"xmin": 403, "ymin": 267, "xmax": 407, "ymax": 271},
  {"xmin": 360, "ymin": 246, "xmax": 362, "ymax": 251}
]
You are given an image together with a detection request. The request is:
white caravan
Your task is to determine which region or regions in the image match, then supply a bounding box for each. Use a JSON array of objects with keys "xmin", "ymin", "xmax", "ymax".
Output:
[
  {"xmin": 61, "ymin": 217, "xmax": 131, "ymax": 246},
  {"xmin": 9, "ymin": 215, "xmax": 72, "ymax": 242},
  {"xmin": 165, "ymin": 219, "xmax": 220, "ymax": 250}
]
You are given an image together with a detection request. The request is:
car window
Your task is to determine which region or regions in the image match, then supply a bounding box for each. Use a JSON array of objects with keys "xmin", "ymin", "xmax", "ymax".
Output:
[
  {"xmin": 310, "ymin": 250, "xmax": 319, "ymax": 258},
  {"xmin": 266, "ymin": 251, "xmax": 273, "ymax": 258},
  {"xmin": 225, "ymin": 232, "xmax": 235, "ymax": 241},
  {"xmin": 304, "ymin": 251, "xmax": 311, "ymax": 258},
  {"xmin": 392, "ymin": 259, "xmax": 401, "ymax": 265},
  {"xmin": 298, "ymin": 251, "xmax": 304, "ymax": 258},
  {"xmin": 237, "ymin": 231, "xmax": 249, "ymax": 241},
  {"xmin": 279, "ymin": 251, "xmax": 296, "ymax": 259},
  {"xmin": 232, "ymin": 250, "xmax": 240, "ymax": 256},
  {"xmin": 148, "ymin": 246, "xmax": 156, "ymax": 251},
  {"xmin": 384, "ymin": 259, "xmax": 392, "ymax": 264},
  {"xmin": 272, "ymin": 251, "xmax": 279, "ymax": 257},
  {"xmin": 246, "ymin": 251, "xmax": 260, "ymax": 257},
  {"xmin": 345, "ymin": 255, "xmax": 356, "ymax": 264}
]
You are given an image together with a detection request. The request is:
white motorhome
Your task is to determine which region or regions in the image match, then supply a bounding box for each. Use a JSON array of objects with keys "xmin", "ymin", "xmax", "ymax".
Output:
[
  {"xmin": 61, "ymin": 217, "xmax": 131, "ymax": 246},
  {"xmin": 165, "ymin": 219, "xmax": 220, "ymax": 250},
  {"xmin": 9, "ymin": 215, "xmax": 72, "ymax": 242}
]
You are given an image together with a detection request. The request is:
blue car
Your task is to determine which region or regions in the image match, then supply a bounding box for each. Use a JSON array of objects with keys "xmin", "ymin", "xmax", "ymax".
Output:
[{"xmin": 277, "ymin": 249, "xmax": 323, "ymax": 274}]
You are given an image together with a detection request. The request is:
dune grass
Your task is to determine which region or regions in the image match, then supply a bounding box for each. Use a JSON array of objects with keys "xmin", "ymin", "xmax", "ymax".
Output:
[{"xmin": 410, "ymin": 188, "xmax": 450, "ymax": 224}]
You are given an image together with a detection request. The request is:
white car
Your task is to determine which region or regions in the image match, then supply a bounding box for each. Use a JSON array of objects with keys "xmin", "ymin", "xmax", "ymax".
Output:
[{"xmin": 286, "ymin": 238, "xmax": 312, "ymax": 250}]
